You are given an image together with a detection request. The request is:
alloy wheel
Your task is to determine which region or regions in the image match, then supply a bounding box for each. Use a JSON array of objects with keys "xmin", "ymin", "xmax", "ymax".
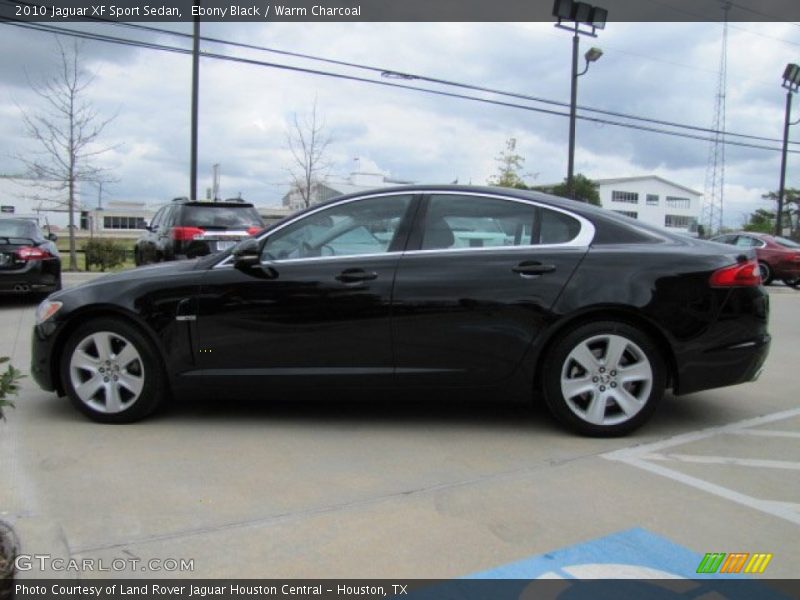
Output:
[{"xmin": 560, "ymin": 333, "xmax": 653, "ymax": 427}]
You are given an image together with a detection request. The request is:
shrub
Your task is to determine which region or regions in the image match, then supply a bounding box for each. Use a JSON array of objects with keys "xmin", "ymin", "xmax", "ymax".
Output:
[
  {"xmin": 84, "ymin": 238, "xmax": 127, "ymax": 272},
  {"xmin": 0, "ymin": 357, "xmax": 23, "ymax": 421}
]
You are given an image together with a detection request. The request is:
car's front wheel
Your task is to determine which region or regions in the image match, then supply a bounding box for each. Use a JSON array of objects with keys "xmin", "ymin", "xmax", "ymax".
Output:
[
  {"xmin": 543, "ymin": 320, "xmax": 666, "ymax": 436},
  {"xmin": 758, "ymin": 261, "xmax": 773, "ymax": 285},
  {"xmin": 60, "ymin": 318, "xmax": 166, "ymax": 423}
]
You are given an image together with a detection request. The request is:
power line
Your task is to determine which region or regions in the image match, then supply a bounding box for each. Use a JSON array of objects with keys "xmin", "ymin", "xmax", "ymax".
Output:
[
  {"xmin": 105, "ymin": 19, "xmax": 799, "ymax": 147},
  {"xmin": 3, "ymin": 18, "xmax": 799, "ymax": 156},
  {"xmin": 2, "ymin": 0, "xmax": 793, "ymax": 147}
]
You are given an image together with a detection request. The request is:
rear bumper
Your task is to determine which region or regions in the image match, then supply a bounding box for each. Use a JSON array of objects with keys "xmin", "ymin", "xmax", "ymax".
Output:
[
  {"xmin": 0, "ymin": 259, "xmax": 60, "ymax": 294},
  {"xmin": 675, "ymin": 333, "xmax": 771, "ymax": 395}
]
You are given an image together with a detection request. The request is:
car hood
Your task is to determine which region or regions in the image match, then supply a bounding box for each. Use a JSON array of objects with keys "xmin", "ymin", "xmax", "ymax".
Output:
[{"xmin": 53, "ymin": 259, "xmax": 205, "ymax": 298}]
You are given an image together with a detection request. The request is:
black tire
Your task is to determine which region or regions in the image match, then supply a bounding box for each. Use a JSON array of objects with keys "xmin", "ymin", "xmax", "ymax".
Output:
[
  {"xmin": 782, "ymin": 277, "xmax": 800, "ymax": 289},
  {"xmin": 542, "ymin": 320, "xmax": 666, "ymax": 437},
  {"xmin": 60, "ymin": 317, "xmax": 167, "ymax": 423},
  {"xmin": 758, "ymin": 261, "xmax": 773, "ymax": 285}
]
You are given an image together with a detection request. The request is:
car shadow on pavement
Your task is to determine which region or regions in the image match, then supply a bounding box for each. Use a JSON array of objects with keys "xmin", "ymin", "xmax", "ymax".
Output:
[{"xmin": 156, "ymin": 389, "xmax": 553, "ymax": 432}]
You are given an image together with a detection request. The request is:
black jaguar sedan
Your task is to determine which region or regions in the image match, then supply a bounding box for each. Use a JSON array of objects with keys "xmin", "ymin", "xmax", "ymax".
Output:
[{"xmin": 31, "ymin": 186, "xmax": 770, "ymax": 435}]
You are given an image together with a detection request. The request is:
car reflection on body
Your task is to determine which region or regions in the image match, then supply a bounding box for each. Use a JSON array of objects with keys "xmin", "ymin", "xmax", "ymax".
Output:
[{"xmin": 31, "ymin": 186, "xmax": 770, "ymax": 436}]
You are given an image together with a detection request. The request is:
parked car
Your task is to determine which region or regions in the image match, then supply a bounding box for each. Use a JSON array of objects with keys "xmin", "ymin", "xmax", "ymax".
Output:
[
  {"xmin": 710, "ymin": 231, "xmax": 800, "ymax": 286},
  {"xmin": 0, "ymin": 218, "xmax": 61, "ymax": 297},
  {"xmin": 31, "ymin": 186, "xmax": 770, "ymax": 436},
  {"xmin": 134, "ymin": 198, "xmax": 264, "ymax": 265}
]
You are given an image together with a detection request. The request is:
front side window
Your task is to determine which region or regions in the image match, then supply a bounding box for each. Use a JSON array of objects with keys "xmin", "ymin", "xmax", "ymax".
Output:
[
  {"xmin": 421, "ymin": 194, "xmax": 581, "ymax": 250},
  {"xmin": 735, "ymin": 235, "xmax": 763, "ymax": 248},
  {"xmin": 261, "ymin": 195, "xmax": 412, "ymax": 261}
]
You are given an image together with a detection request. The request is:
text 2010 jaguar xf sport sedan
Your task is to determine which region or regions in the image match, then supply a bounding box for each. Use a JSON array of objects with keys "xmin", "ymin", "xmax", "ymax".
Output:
[{"xmin": 31, "ymin": 186, "xmax": 770, "ymax": 436}]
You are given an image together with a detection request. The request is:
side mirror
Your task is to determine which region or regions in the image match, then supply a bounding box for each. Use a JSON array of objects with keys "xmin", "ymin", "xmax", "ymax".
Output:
[
  {"xmin": 47, "ymin": 232, "xmax": 58, "ymax": 242},
  {"xmin": 232, "ymin": 237, "xmax": 261, "ymax": 269}
]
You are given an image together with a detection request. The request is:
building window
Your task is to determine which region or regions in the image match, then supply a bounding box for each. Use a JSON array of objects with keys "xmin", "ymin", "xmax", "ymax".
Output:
[
  {"xmin": 103, "ymin": 216, "xmax": 146, "ymax": 230},
  {"xmin": 665, "ymin": 196, "xmax": 691, "ymax": 209},
  {"xmin": 646, "ymin": 194, "xmax": 659, "ymax": 206},
  {"xmin": 613, "ymin": 210, "xmax": 639, "ymax": 219},
  {"xmin": 611, "ymin": 191, "xmax": 639, "ymax": 204},
  {"xmin": 665, "ymin": 214, "xmax": 692, "ymax": 228},
  {"xmin": 0, "ymin": 205, "xmax": 14, "ymax": 213}
]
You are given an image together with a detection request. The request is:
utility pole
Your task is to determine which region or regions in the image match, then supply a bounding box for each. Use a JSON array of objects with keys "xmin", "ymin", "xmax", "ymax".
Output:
[{"xmin": 190, "ymin": 0, "xmax": 200, "ymax": 200}]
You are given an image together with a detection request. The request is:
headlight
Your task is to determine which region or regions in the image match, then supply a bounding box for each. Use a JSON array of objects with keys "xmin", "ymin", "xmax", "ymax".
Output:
[{"xmin": 35, "ymin": 300, "xmax": 63, "ymax": 325}]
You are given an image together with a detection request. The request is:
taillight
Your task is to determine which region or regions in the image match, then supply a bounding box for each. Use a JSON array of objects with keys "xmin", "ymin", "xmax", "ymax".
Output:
[
  {"xmin": 709, "ymin": 259, "xmax": 761, "ymax": 287},
  {"xmin": 171, "ymin": 226, "xmax": 205, "ymax": 241},
  {"xmin": 247, "ymin": 226, "xmax": 262, "ymax": 236},
  {"xmin": 16, "ymin": 246, "xmax": 52, "ymax": 261}
]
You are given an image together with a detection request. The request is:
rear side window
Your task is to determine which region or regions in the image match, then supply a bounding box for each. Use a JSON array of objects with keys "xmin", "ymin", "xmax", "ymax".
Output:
[
  {"xmin": 179, "ymin": 205, "xmax": 263, "ymax": 229},
  {"xmin": 421, "ymin": 195, "xmax": 581, "ymax": 250}
]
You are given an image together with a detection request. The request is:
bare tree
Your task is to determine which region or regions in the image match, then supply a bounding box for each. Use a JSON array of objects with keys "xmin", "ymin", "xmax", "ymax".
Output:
[
  {"xmin": 17, "ymin": 39, "xmax": 116, "ymax": 271},
  {"xmin": 286, "ymin": 100, "xmax": 331, "ymax": 209}
]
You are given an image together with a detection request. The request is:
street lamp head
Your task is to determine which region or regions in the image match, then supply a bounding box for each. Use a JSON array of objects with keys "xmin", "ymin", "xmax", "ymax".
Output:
[
  {"xmin": 782, "ymin": 63, "xmax": 800, "ymax": 92},
  {"xmin": 585, "ymin": 47, "xmax": 603, "ymax": 62},
  {"xmin": 553, "ymin": 0, "xmax": 608, "ymax": 36}
]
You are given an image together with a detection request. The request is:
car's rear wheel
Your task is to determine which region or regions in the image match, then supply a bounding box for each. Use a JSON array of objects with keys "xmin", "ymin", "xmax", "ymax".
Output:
[
  {"xmin": 60, "ymin": 318, "xmax": 166, "ymax": 423},
  {"xmin": 758, "ymin": 261, "xmax": 773, "ymax": 285},
  {"xmin": 542, "ymin": 321, "xmax": 665, "ymax": 436},
  {"xmin": 783, "ymin": 277, "xmax": 800, "ymax": 289}
]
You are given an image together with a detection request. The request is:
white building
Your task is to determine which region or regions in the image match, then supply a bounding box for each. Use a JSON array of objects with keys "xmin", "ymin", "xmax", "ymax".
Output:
[{"xmin": 596, "ymin": 176, "xmax": 702, "ymax": 236}]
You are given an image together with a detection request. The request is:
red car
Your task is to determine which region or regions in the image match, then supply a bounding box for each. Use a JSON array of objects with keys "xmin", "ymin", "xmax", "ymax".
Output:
[{"xmin": 711, "ymin": 232, "xmax": 800, "ymax": 287}]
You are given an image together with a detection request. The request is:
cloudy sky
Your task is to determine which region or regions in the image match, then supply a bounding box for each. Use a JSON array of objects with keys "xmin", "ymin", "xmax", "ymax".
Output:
[{"xmin": 1, "ymin": 19, "xmax": 799, "ymax": 227}]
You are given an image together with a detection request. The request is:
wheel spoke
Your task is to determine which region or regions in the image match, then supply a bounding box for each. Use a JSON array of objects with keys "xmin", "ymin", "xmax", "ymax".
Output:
[
  {"xmin": 105, "ymin": 383, "xmax": 124, "ymax": 413},
  {"xmin": 115, "ymin": 343, "xmax": 140, "ymax": 369},
  {"xmin": 609, "ymin": 387, "xmax": 641, "ymax": 416},
  {"xmin": 585, "ymin": 393, "xmax": 607, "ymax": 425},
  {"xmin": 75, "ymin": 374, "xmax": 104, "ymax": 401},
  {"xmin": 618, "ymin": 361, "xmax": 651, "ymax": 383},
  {"xmin": 604, "ymin": 335, "xmax": 628, "ymax": 370},
  {"xmin": 91, "ymin": 333, "xmax": 113, "ymax": 361},
  {"xmin": 117, "ymin": 372, "xmax": 143, "ymax": 396},
  {"xmin": 73, "ymin": 350, "xmax": 100, "ymax": 372},
  {"xmin": 569, "ymin": 342, "xmax": 600, "ymax": 372},
  {"xmin": 561, "ymin": 376, "xmax": 594, "ymax": 399}
]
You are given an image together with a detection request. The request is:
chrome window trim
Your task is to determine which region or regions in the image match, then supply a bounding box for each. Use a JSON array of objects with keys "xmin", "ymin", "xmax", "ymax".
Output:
[{"xmin": 214, "ymin": 189, "xmax": 595, "ymax": 268}]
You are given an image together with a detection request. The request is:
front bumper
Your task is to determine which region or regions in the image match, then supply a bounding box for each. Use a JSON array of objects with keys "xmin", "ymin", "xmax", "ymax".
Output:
[{"xmin": 30, "ymin": 320, "xmax": 62, "ymax": 393}]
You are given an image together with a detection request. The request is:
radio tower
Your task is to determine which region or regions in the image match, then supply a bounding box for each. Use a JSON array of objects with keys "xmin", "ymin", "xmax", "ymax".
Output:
[{"xmin": 702, "ymin": 2, "xmax": 731, "ymax": 235}]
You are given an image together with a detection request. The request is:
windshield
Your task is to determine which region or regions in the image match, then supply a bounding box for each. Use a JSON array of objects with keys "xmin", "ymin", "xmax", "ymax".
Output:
[
  {"xmin": 0, "ymin": 220, "xmax": 36, "ymax": 241},
  {"xmin": 774, "ymin": 236, "xmax": 800, "ymax": 249},
  {"xmin": 180, "ymin": 205, "xmax": 263, "ymax": 229}
]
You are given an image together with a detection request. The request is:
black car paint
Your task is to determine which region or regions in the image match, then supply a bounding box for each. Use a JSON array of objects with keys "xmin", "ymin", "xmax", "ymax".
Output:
[
  {"xmin": 32, "ymin": 186, "xmax": 769, "ymax": 406},
  {"xmin": 0, "ymin": 219, "xmax": 61, "ymax": 295}
]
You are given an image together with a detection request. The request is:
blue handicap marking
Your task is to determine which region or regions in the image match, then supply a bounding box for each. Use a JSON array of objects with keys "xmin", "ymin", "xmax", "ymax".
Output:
[
  {"xmin": 466, "ymin": 527, "xmax": 704, "ymax": 579},
  {"xmin": 400, "ymin": 528, "xmax": 792, "ymax": 600}
]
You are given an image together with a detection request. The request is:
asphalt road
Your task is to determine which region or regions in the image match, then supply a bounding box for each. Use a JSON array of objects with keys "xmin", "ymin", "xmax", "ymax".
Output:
[{"xmin": 1, "ymin": 273, "xmax": 798, "ymax": 579}]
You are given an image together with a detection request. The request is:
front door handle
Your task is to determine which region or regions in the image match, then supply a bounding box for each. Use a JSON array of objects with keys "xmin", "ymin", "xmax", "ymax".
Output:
[
  {"xmin": 336, "ymin": 268, "xmax": 378, "ymax": 283},
  {"xmin": 512, "ymin": 261, "xmax": 557, "ymax": 276}
]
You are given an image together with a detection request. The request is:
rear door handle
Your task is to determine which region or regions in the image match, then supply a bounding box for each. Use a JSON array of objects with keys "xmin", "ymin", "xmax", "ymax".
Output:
[
  {"xmin": 336, "ymin": 268, "xmax": 378, "ymax": 283},
  {"xmin": 512, "ymin": 261, "xmax": 557, "ymax": 276}
]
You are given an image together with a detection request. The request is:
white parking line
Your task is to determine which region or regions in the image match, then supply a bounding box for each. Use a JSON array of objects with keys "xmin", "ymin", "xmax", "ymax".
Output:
[
  {"xmin": 604, "ymin": 407, "xmax": 800, "ymax": 527},
  {"xmin": 643, "ymin": 453, "xmax": 800, "ymax": 471},
  {"xmin": 733, "ymin": 429, "xmax": 800, "ymax": 439}
]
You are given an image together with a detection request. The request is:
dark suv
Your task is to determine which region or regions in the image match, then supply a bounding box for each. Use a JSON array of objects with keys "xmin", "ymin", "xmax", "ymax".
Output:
[{"xmin": 134, "ymin": 198, "xmax": 265, "ymax": 265}]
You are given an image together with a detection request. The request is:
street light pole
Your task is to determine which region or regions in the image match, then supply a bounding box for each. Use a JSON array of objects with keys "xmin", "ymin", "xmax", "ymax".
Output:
[
  {"xmin": 777, "ymin": 89, "xmax": 792, "ymax": 237},
  {"xmin": 553, "ymin": 0, "xmax": 607, "ymax": 201},
  {"xmin": 190, "ymin": 0, "xmax": 200, "ymax": 201},
  {"xmin": 777, "ymin": 63, "xmax": 800, "ymax": 236},
  {"xmin": 567, "ymin": 26, "xmax": 579, "ymax": 198}
]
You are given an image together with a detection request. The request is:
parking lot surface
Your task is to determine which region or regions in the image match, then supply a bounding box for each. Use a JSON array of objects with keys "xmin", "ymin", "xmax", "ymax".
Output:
[{"xmin": 1, "ymin": 273, "xmax": 798, "ymax": 578}]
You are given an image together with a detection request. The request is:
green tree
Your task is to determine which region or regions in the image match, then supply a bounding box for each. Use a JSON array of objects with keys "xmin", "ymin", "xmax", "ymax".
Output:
[
  {"xmin": 535, "ymin": 174, "xmax": 601, "ymax": 206},
  {"xmin": 488, "ymin": 138, "xmax": 529, "ymax": 189},
  {"xmin": 743, "ymin": 208, "xmax": 776, "ymax": 234},
  {"xmin": 761, "ymin": 188, "xmax": 800, "ymax": 238}
]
